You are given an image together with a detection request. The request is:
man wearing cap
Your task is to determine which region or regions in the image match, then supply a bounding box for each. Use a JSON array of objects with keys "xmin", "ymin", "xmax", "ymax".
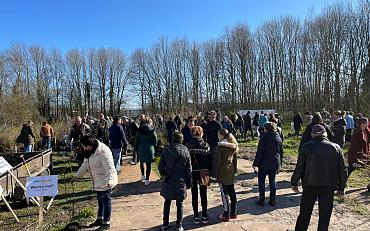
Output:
[{"xmin": 291, "ymin": 124, "xmax": 347, "ymax": 231}]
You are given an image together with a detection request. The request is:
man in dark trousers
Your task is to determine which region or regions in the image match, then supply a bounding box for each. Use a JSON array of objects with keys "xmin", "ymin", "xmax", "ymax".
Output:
[
  {"xmin": 243, "ymin": 111, "xmax": 254, "ymax": 140},
  {"xmin": 291, "ymin": 124, "xmax": 347, "ymax": 231},
  {"xmin": 204, "ymin": 111, "xmax": 222, "ymax": 168},
  {"xmin": 109, "ymin": 116, "xmax": 128, "ymax": 173}
]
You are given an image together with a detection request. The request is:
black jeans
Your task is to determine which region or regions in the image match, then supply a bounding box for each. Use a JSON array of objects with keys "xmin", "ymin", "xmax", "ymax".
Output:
[
  {"xmin": 220, "ymin": 184, "xmax": 237, "ymax": 217},
  {"xmin": 295, "ymin": 186, "xmax": 335, "ymax": 231},
  {"xmin": 191, "ymin": 172, "xmax": 208, "ymax": 217},
  {"xmin": 96, "ymin": 189, "xmax": 112, "ymax": 224},
  {"xmin": 243, "ymin": 127, "xmax": 254, "ymax": 140},
  {"xmin": 140, "ymin": 162, "xmax": 151, "ymax": 180},
  {"xmin": 163, "ymin": 199, "xmax": 184, "ymax": 227},
  {"xmin": 258, "ymin": 169, "xmax": 276, "ymax": 202}
]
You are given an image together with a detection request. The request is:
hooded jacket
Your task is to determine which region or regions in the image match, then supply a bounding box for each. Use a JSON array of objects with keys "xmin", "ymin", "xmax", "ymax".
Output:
[
  {"xmin": 158, "ymin": 143, "xmax": 192, "ymax": 200},
  {"xmin": 213, "ymin": 140, "xmax": 238, "ymax": 185},
  {"xmin": 134, "ymin": 124, "xmax": 158, "ymax": 163},
  {"xmin": 76, "ymin": 140, "xmax": 118, "ymax": 191},
  {"xmin": 253, "ymin": 131, "xmax": 283, "ymax": 171}
]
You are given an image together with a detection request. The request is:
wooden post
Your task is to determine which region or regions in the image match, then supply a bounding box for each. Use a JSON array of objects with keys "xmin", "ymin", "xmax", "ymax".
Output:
[
  {"xmin": 7, "ymin": 170, "xmax": 47, "ymax": 213},
  {"xmin": 1, "ymin": 195, "xmax": 20, "ymax": 222},
  {"xmin": 38, "ymin": 196, "xmax": 43, "ymax": 230}
]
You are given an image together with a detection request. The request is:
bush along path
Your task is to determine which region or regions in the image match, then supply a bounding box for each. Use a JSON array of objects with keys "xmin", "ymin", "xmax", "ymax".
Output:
[{"xmin": 108, "ymin": 149, "xmax": 370, "ymax": 231}]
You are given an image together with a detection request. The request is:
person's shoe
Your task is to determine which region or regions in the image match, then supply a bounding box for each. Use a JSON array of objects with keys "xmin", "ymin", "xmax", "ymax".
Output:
[
  {"xmin": 269, "ymin": 201, "xmax": 276, "ymax": 206},
  {"xmin": 230, "ymin": 214, "xmax": 237, "ymax": 219},
  {"xmin": 160, "ymin": 225, "xmax": 168, "ymax": 231},
  {"xmin": 193, "ymin": 216, "xmax": 200, "ymax": 224},
  {"xmin": 141, "ymin": 175, "xmax": 145, "ymax": 182},
  {"xmin": 201, "ymin": 216, "xmax": 209, "ymax": 224},
  {"xmin": 219, "ymin": 214, "xmax": 230, "ymax": 222},
  {"xmin": 145, "ymin": 180, "xmax": 150, "ymax": 186},
  {"xmin": 256, "ymin": 199, "xmax": 265, "ymax": 207},
  {"xmin": 87, "ymin": 219, "xmax": 102, "ymax": 228},
  {"xmin": 97, "ymin": 223, "xmax": 111, "ymax": 230},
  {"xmin": 176, "ymin": 226, "xmax": 184, "ymax": 231}
]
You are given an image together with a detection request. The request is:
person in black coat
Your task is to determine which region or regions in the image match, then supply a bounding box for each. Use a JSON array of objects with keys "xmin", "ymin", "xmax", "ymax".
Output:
[
  {"xmin": 166, "ymin": 117, "xmax": 177, "ymax": 143},
  {"xmin": 253, "ymin": 122, "xmax": 283, "ymax": 206},
  {"xmin": 129, "ymin": 119, "xmax": 139, "ymax": 164},
  {"xmin": 293, "ymin": 112, "xmax": 303, "ymax": 137},
  {"xmin": 291, "ymin": 124, "xmax": 346, "ymax": 231},
  {"xmin": 186, "ymin": 126, "xmax": 211, "ymax": 224},
  {"xmin": 331, "ymin": 110, "xmax": 346, "ymax": 147},
  {"xmin": 181, "ymin": 118, "xmax": 194, "ymax": 145},
  {"xmin": 158, "ymin": 132, "xmax": 192, "ymax": 231},
  {"xmin": 243, "ymin": 111, "xmax": 254, "ymax": 140},
  {"xmin": 299, "ymin": 113, "xmax": 334, "ymax": 151},
  {"xmin": 205, "ymin": 111, "xmax": 222, "ymax": 167}
]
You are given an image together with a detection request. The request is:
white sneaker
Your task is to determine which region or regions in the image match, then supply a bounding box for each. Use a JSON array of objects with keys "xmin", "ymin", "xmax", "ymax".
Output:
[
  {"xmin": 144, "ymin": 180, "xmax": 150, "ymax": 186},
  {"xmin": 141, "ymin": 175, "xmax": 145, "ymax": 182}
]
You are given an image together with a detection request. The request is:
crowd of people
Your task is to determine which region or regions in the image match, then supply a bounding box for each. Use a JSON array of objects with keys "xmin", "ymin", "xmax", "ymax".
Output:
[{"xmin": 15, "ymin": 108, "xmax": 370, "ymax": 231}]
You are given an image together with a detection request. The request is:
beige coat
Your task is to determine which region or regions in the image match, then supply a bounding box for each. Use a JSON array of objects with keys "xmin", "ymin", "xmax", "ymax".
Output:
[
  {"xmin": 76, "ymin": 140, "xmax": 118, "ymax": 191},
  {"xmin": 213, "ymin": 140, "xmax": 238, "ymax": 185}
]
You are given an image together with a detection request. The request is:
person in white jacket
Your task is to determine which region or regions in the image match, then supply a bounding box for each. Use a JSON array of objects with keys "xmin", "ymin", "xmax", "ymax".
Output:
[{"xmin": 74, "ymin": 136, "xmax": 118, "ymax": 230}]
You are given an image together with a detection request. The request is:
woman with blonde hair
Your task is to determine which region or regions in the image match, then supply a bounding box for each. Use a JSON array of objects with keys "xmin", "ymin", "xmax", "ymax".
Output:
[{"xmin": 213, "ymin": 128, "xmax": 238, "ymax": 222}]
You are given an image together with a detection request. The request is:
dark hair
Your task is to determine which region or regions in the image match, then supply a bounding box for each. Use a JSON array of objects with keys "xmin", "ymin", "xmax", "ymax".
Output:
[
  {"xmin": 312, "ymin": 113, "xmax": 323, "ymax": 125},
  {"xmin": 42, "ymin": 121, "xmax": 48, "ymax": 125},
  {"xmin": 81, "ymin": 136, "xmax": 98, "ymax": 148},
  {"xmin": 172, "ymin": 132, "xmax": 184, "ymax": 143},
  {"xmin": 113, "ymin": 116, "xmax": 120, "ymax": 122},
  {"xmin": 264, "ymin": 122, "xmax": 276, "ymax": 132}
]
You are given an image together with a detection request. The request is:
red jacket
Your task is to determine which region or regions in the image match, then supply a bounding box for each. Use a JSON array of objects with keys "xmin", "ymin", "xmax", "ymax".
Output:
[{"xmin": 348, "ymin": 129, "xmax": 370, "ymax": 166}]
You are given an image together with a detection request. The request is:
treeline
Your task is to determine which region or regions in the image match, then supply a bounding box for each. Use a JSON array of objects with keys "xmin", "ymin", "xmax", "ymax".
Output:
[{"xmin": 0, "ymin": 1, "xmax": 369, "ymax": 126}]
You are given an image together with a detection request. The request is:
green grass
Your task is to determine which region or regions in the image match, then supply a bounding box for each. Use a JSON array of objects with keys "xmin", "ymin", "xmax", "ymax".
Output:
[
  {"xmin": 0, "ymin": 153, "xmax": 96, "ymax": 231},
  {"xmin": 335, "ymin": 196, "xmax": 370, "ymax": 218}
]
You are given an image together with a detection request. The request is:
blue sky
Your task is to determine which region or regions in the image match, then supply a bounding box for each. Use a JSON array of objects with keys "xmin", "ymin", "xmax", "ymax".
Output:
[{"xmin": 0, "ymin": 0, "xmax": 340, "ymax": 54}]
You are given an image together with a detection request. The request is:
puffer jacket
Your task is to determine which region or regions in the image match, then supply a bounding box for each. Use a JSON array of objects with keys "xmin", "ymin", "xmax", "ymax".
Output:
[
  {"xmin": 213, "ymin": 140, "xmax": 237, "ymax": 185},
  {"xmin": 159, "ymin": 143, "xmax": 192, "ymax": 200},
  {"xmin": 76, "ymin": 140, "xmax": 118, "ymax": 191},
  {"xmin": 332, "ymin": 118, "xmax": 346, "ymax": 146},
  {"xmin": 291, "ymin": 137, "xmax": 347, "ymax": 191},
  {"xmin": 253, "ymin": 131, "xmax": 283, "ymax": 171},
  {"xmin": 134, "ymin": 124, "xmax": 158, "ymax": 163}
]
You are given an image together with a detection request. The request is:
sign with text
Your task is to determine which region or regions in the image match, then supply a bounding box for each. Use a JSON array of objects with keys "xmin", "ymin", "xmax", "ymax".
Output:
[
  {"xmin": 0, "ymin": 157, "xmax": 12, "ymax": 175},
  {"xmin": 26, "ymin": 175, "xmax": 58, "ymax": 197}
]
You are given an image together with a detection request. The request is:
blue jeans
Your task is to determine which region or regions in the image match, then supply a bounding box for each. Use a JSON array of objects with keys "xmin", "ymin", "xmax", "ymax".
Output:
[
  {"xmin": 24, "ymin": 144, "xmax": 33, "ymax": 152},
  {"xmin": 42, "ymin": 137, "xmax": 51, "ymax": 149},
  {"xmin": 258, "ymin": 169, "xmax": 277, "ymax": 202},
  {"xmin": 111, "ymin": 148, "xmax": 122, "ymax": 172},
  {"xmin": 97, "ymin": 189, "xmax": 112, "ymax": 224}
]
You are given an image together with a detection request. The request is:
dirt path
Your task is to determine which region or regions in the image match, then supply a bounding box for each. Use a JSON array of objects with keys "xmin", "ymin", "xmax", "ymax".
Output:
[{"xmin": 108, "ymin": 155, "xmax": 370, "ymax": 231}]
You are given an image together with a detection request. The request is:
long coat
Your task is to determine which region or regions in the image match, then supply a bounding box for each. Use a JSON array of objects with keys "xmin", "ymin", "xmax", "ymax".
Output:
[
  {"xmin": 213, "ymin": 141, "xmax": 237, "ymax": 185},
  {"xmin": 134, "ymin": 124, "xmax": 158, "ymax": 164},
  {"xmin": 348, "ymin": 129, "xmax": 370, "ymax": 166},
  {"xmin": 253, "ymin": 131, "xmax": 283, "ymax": 171},
  {"xmin": 158, "ymin": 143, "xmax": 192, "ymax": 200}
]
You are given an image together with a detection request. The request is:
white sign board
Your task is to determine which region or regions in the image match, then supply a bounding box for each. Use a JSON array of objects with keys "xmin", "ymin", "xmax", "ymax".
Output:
[
  {"xmin": 26, "ymin": 175, "xmax": 58, "ymax": 198},
  {"xmin": 0, "ymin": 157, "xmax": 13, "ymax": 175},
  {"xmin": 239, "ymin": 109, "xmax": 277, "ymax": 117}
]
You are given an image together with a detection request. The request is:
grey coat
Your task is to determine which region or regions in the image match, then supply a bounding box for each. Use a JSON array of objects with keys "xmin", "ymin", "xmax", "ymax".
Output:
[{"xmin": 158, "ymin": 143, "xmax": 192, "ymax": 200}]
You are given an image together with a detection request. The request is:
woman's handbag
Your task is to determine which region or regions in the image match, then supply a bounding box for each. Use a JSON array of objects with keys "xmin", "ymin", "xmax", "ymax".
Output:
[
  {"xmin": 199, "ymin": 169, "xmax": 210, "ymax": 186},
  {"xmin": 193, "ymin": 154, "xmax": 210, "ymax": 186}
]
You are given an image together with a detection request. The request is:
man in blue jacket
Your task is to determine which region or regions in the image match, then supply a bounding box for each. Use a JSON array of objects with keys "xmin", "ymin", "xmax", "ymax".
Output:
[{"xmin": 109, "ymin": 116, "xmax": 128, "ymax": 173}]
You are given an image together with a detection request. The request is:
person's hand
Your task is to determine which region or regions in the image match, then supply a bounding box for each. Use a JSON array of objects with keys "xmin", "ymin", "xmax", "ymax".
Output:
[
  {"xmin": 291, "ymin": 186, "xmax": 299, "ymax": 193},
  {"xmin": 253, "ymin": 166, "xmax": 258, "ymax": 173},
  {"xmin": 336, "ymin": 191, "xmax": 345, "ymax": 197}
]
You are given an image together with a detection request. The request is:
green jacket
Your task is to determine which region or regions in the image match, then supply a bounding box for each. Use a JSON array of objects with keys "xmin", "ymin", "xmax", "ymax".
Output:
[
  {"xmin": 213, "ymin": 140, "xmax": 238, "ymax": 185},
  {"xmin": 134, "ymin": 124, "xmax": 158, "ymax": 164}
]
